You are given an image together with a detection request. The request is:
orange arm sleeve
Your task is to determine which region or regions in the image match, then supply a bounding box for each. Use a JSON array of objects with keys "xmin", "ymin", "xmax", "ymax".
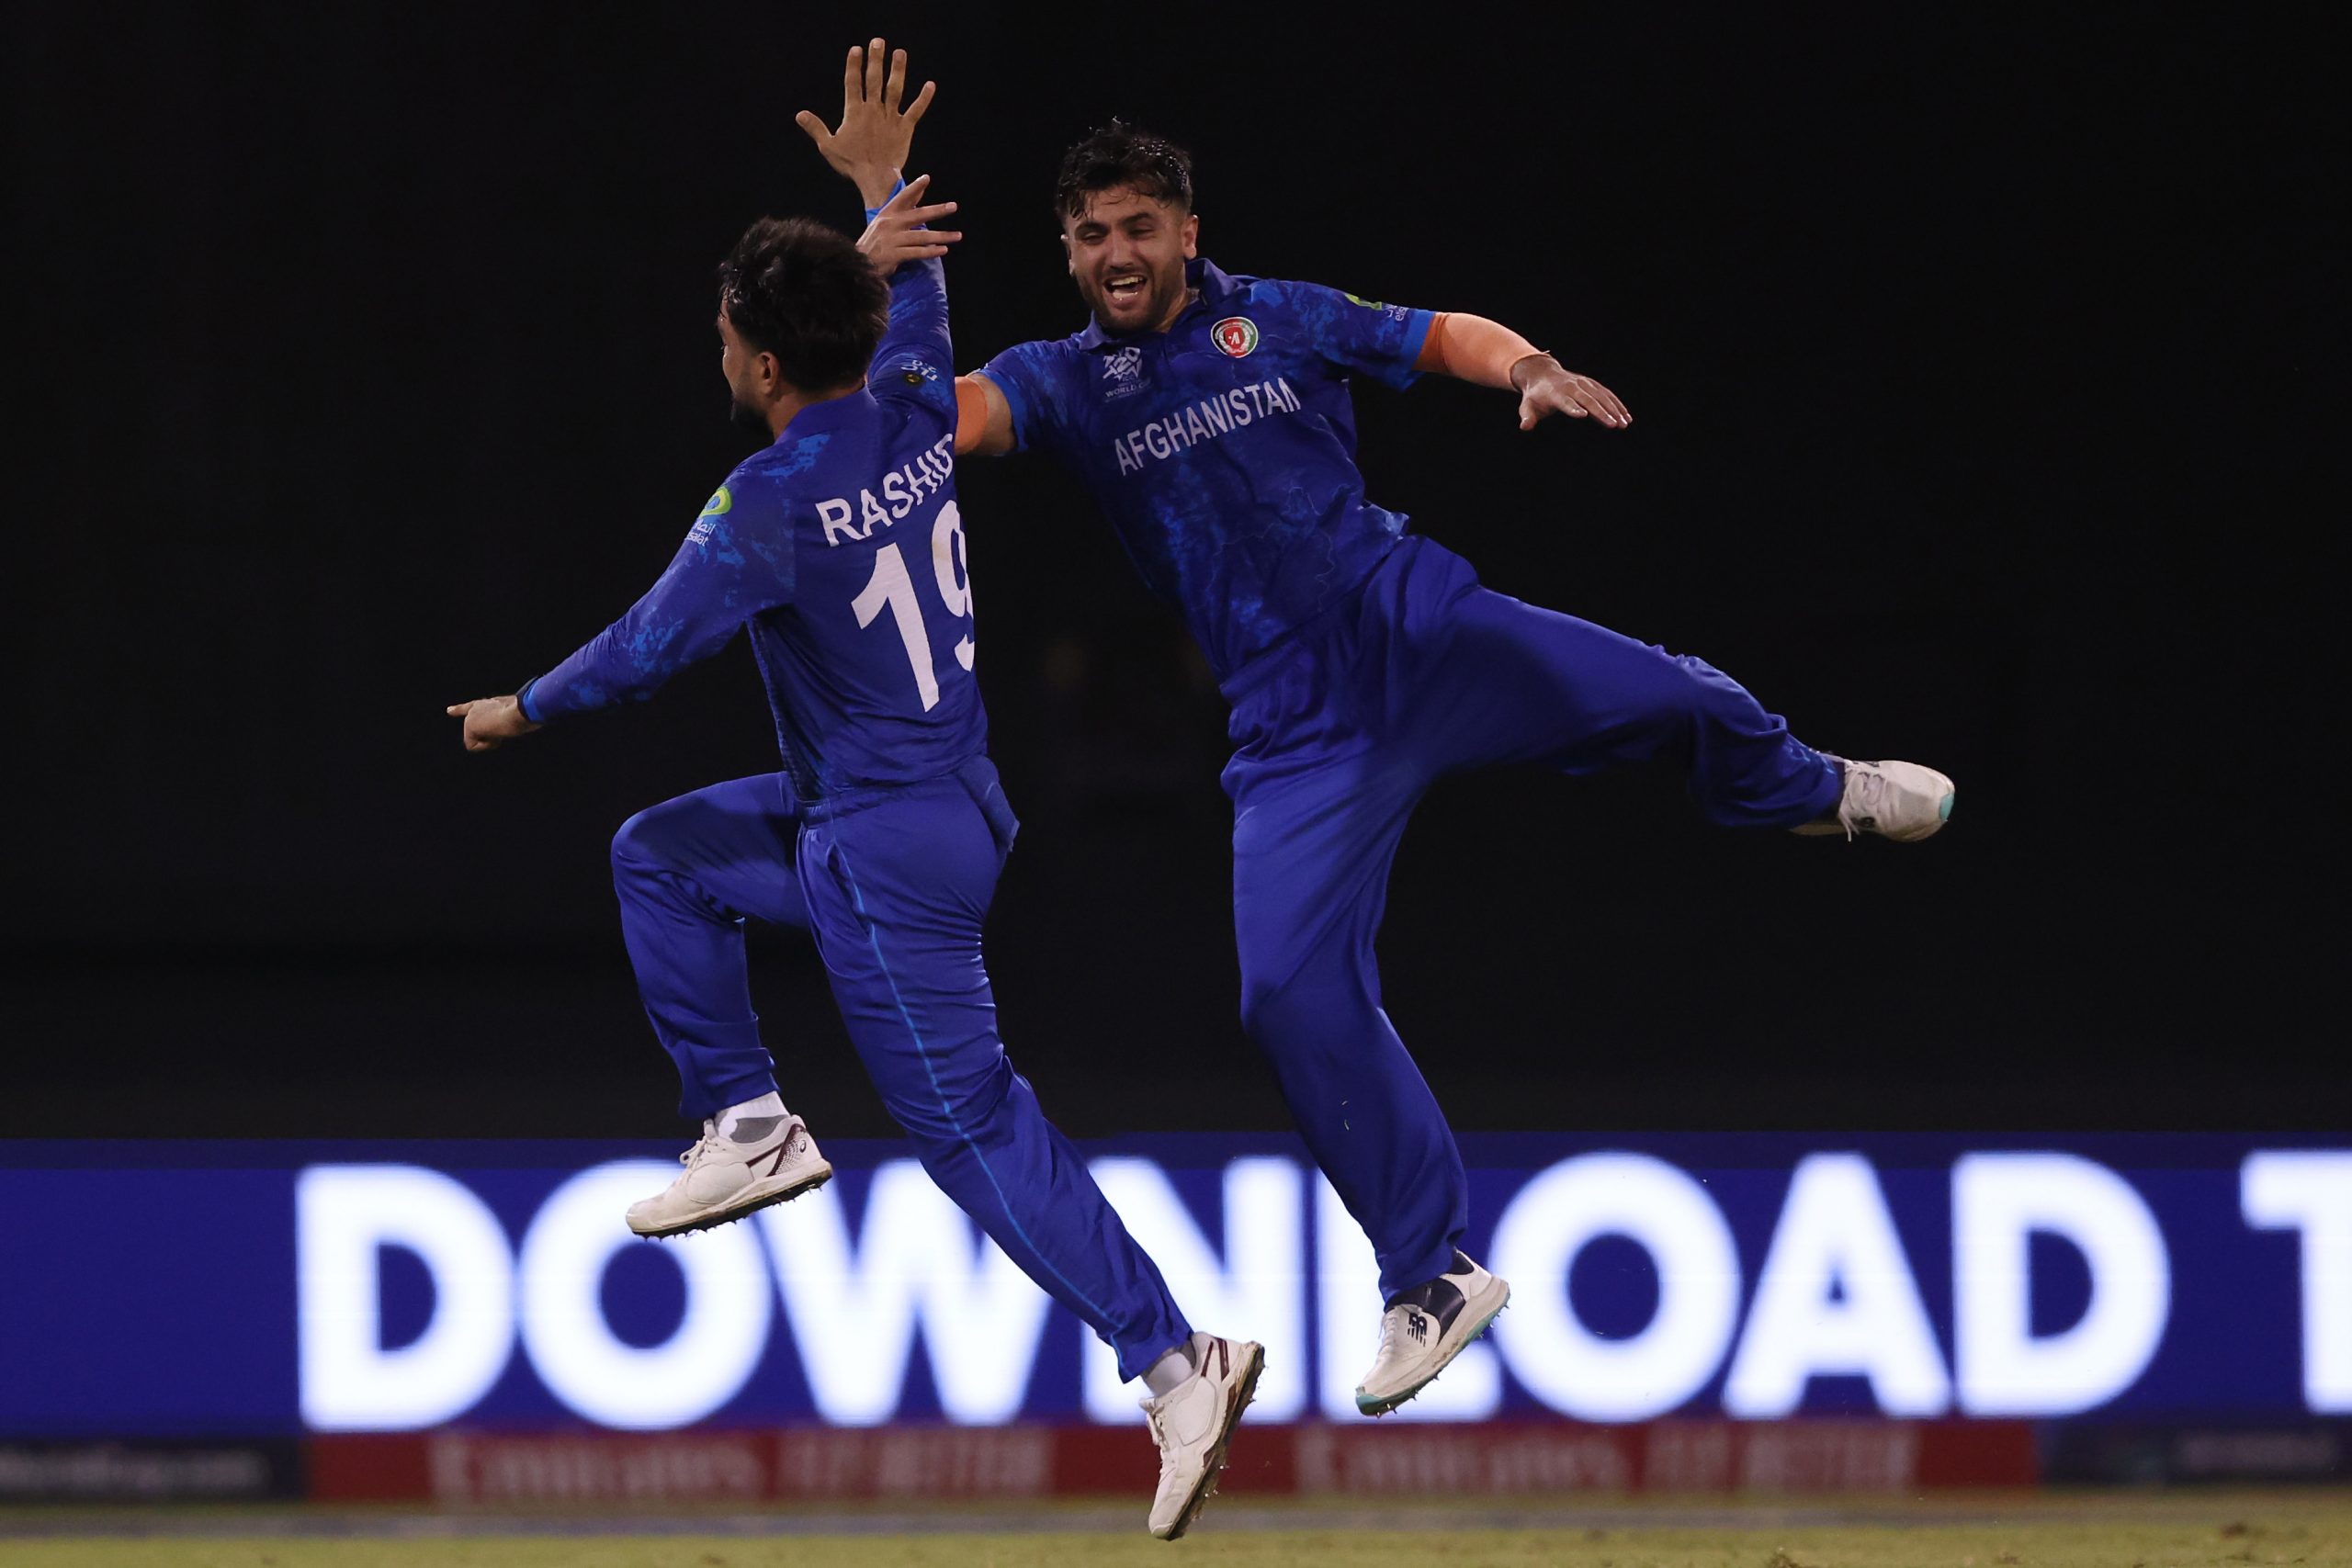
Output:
[
  {"xmin": 1414, "ymin": 311, "xmax": 1545, "ymax": 389},
  {"xmin": 954, "ymin": 374, "xmax": 990, "ymax": 456}
]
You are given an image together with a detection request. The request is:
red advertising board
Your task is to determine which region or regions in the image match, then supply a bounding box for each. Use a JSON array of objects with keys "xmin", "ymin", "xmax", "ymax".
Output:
[{"xmin": 308, "ymin": 1420, "xmax": 2037, "ymax": 1505}]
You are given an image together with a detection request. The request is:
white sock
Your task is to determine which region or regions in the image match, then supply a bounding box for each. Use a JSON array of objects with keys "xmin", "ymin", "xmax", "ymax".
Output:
[
  {"xmin": 716, "ymin": 1091, "xmax": 786, "ymax": 1141},
  {"xmin": 1141, "ymin": 1337, "xmax": 1200, "ymax": 1397}
]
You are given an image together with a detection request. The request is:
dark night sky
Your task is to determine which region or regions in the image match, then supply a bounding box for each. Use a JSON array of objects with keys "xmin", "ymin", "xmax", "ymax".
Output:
[{"xmin": 6, "ymin": 5, "xmax": 2342, "ymax": 1136}]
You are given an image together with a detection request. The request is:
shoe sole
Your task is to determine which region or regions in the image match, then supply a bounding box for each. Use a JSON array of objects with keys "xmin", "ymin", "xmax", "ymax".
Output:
[
  {"xmin": 1354, "ymin": 1277, "xmax": 1511, "ymax": 1417},
  {"xmin": 1898, "ymin": 790, "xmax": 1957, "ymax": 840},
  {"xmin": 628, "ymin": 1159, "xmax": 835, "ymax": 1240},
  {"xmin": 1157, "ymin": 1340, "xmax": 1265, "ymax": 1542}
]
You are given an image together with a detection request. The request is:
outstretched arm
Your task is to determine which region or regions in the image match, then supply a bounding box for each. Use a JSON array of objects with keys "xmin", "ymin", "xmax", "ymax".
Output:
[
  {"xmin": 1415, "ymin": 313, "xmax": 1632, "ymax": 431},
  {"xmin": 857, "ymin": 176, "xmax": 1007, "ymax": 457},
  {"xmin": 863, "ymin": 175, "xmax": 961, "ymax": 383},
  {"xmin": 446, "ymin": 503, "xmax": 793, "ymax": 751},
  {"xmin": 797, "ymin": 38, "xmax": 1005, "ymax": 456}
]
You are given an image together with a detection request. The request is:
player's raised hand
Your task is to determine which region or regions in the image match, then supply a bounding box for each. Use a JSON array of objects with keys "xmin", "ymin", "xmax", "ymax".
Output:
[
  {"xmin": 445, "ymin": 694, "xmax": 541, "ymax": 752},
  {"xmin": 1510, "ymin": 355, "xmax": 1633, "ymax": 433},
  {"xmin": 795, "ymin": 38, "xmax": 937, "ymax": 210},
  {"xmin": 857, "ymin": 175, "xmax": 962, "ymax": 276}
]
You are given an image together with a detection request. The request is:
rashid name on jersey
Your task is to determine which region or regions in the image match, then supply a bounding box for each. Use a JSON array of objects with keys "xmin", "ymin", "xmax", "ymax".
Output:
[
  {"xmin": 520, "ymin": 253, "xmax": 985, "ymax": 796},
  {"xmin": 978, "ymin": 257, "xmax": 1434, "ymax": 680}
]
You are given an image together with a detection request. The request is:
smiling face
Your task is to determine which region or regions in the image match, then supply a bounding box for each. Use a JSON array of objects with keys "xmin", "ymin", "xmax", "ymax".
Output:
[{"xmin": 1061, "ymin": 185, "xmax": 1199, "ymax": 337}]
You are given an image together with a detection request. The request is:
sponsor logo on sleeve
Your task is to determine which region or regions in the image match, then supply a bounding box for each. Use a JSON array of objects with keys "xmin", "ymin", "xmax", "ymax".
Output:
[
  {"xmin": 687, "ymin": 486, "xmax": 731, "ymax": 545},
  {"xmin": 1345, "ymin": 291, "xmax": 1415, "ymax": 324}
]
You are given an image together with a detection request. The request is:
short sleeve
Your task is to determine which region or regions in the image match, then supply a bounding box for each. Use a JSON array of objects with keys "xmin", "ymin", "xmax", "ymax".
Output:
[
  {"xmin": 1265, "ymin": 279, "xmax": 1436, "ymax": 391},
  {"xmin": 976, "ymin": 339, "xmax": 1077, "ymax": 457}
]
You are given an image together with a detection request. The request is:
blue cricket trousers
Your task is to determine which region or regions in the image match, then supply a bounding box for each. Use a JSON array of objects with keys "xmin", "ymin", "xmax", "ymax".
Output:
[
  {"xmin": 607, "ymin": 759, "xmax": 1193, "ymax": 1382},
  {"xmin": 1220, "ymin": 536, "xmax": 1844, "ymax": 1301}
]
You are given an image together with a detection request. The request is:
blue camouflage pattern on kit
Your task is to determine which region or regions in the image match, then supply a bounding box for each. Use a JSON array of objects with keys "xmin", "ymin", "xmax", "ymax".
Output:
[
  {"xmin": 521, "ymin": 253, "xmax": 985, "ymax": 795},
  {"xmin": 979, "ymin": 259, "xmax": 1434, "ymax": 680}
]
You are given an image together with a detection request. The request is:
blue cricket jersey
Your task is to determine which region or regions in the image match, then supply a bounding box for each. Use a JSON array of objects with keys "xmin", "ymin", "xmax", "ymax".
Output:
[
  {"xmin": 978, "ymin": 257, "xmax": 1434, "ymax": 680},
  {"xmin": 520, "ymin": 253, "xmax": 986, "ymax": 797}
]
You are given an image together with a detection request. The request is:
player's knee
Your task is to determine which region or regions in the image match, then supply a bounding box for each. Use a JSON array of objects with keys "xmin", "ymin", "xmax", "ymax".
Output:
[
  {"xmin": 608, "ymin": 806, "xmax": 677, "ymax": 878},
  {"xmin": 1642, "ymin": 649, "xmax": 1750, "ymax": 731},
  {"xmin": 943, "ymin": 1055, "xmax": 1018, "ymax": 1133},
  {"xmin": 1238, "ymin": 972, "xmax": 1284, "ymax": 1042},
  {"xmin": 884, "ymin": 1051, "xmax": 1016, "ymax": 1148}
]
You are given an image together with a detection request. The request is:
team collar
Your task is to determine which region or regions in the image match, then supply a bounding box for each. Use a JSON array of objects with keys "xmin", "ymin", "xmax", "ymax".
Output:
[
  {"xmin": 775, "ymin": 386, "xmax": 876, "ymax": 439},
  {"xmin": 1076, "ymin": 256, "xmax": 1238, "ymax": 352}
]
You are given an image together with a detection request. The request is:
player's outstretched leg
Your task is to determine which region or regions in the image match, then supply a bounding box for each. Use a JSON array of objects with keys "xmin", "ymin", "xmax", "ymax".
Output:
[
  {"xmin": 797, "ymin": 770, "xmax": 1261, "ymax": 1537},
  {"xmin": 606, "ymin": 774, "xmax": 835, "ymax": 1236},
  {"xmin": 1384, "ymin": 537, "xmax": 1955, "ymax": 840},
  {"xmin": 1790, "ymin": 757, "xmax": 1955, "ymax": 840}
]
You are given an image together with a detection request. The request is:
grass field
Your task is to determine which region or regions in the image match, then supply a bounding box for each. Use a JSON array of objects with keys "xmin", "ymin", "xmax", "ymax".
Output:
[{"xmin": 6, "ymin": 1493, "xmax": 2351, "ymax": 1568}]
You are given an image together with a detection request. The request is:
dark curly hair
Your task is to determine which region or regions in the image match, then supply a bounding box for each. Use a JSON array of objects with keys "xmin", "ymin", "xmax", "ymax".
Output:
[
  {"xmin": 716, "ymin": 217, "xmax": 888, "ymax": 394},
  {"xmin": 1053, "ymin": 119, "xmax": 1193, "ymax": 222}
]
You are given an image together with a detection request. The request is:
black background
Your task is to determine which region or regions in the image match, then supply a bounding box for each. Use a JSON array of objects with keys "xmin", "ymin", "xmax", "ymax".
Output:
[{"xmin": 7, "ymin": 5, "xmax": 2341, "ymax": 1138}]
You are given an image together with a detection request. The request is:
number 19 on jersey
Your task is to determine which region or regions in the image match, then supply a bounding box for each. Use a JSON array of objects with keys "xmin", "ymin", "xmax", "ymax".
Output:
[{"xmin": 851, "ymin": 501, "xmax": 976, "ymax": 712}]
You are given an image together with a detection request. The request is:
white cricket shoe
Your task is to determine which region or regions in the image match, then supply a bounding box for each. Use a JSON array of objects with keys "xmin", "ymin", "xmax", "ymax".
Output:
[
  {"xmin": 1791, "ymin": 757, "xmax": 1956, "ymax": 842},
  {"xmin": 625, "ymin": 1113, "xmax": 832, "ymax": 1238},
  {"xmin": 1142, "ymin": 1332, "xmax": 1264, "ymax": 1540},
  {"xmin": 1354, "ymin": 1251, "xmax": 1511, "ymax": 1417}
]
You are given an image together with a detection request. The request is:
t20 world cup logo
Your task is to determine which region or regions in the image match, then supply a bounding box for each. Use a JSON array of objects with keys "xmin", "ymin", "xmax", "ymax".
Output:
[
  {"xmin": 1102, "ymin": 345, "xmax": 1146, "ymax": 398},
  {"xmin": 1212, "ymin": 317, "xmax": 1260, "ymax": 358}
]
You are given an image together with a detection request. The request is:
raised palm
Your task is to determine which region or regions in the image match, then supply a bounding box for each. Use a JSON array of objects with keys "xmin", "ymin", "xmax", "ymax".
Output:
[{"xmin": 796, "ymin": 37, "xmax": 936, "ymax": 207}]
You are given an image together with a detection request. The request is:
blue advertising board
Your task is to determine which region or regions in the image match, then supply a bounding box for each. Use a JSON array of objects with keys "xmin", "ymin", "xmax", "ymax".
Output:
[{"xmin": 3, "ymin": 1134, "xmax": 2346, "ymax": 1437}]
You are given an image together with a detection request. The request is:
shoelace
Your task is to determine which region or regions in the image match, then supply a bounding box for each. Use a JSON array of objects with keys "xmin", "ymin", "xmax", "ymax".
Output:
[
  {"xmin": 1806, "ymin": 761, "xmax": 1882, "ymax": 846},
  {"xmin": 675, "ymin": 1122, "xmax": 726, "ymax": 1168},
  {"xmin": 1144, "ymin": 1402, "xmax": 1177, "ymax": 1459},
  {"xmin": 1831, "ymin": 761, "xmax": 1884, "ymax": 840}
]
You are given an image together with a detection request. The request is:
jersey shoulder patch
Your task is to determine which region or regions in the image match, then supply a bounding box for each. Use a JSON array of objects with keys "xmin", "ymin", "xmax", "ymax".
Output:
[{"xmin": 881, "ymin": 354, "xmax": 943, "ymax": 387}]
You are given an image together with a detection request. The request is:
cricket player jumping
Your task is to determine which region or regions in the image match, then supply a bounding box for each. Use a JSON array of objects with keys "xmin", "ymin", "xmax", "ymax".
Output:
[
  {"xmin": 450, "ymin": 72, "xmax": 1262, "ymax": 1534},
  {"xmin": 803, "ymin": 38, "xmax": 1955, "ymax": 1421}
]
